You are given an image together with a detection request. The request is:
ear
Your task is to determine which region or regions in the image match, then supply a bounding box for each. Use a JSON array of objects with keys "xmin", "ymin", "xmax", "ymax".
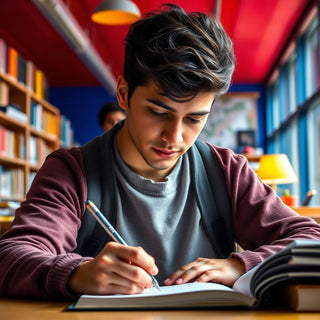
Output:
[{"xmin": 116, "ymin": 75, "xmax": 129, "ymax": 111}]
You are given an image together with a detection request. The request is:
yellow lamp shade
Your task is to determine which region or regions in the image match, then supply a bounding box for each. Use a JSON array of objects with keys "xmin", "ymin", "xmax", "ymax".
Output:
[
  {"xmin": 256, "ymin": 154, "xmax": 298, "ymax": 188},
  {"xmin": 91, "ymin": 0, "xmax": 141, "ymax": 25}
]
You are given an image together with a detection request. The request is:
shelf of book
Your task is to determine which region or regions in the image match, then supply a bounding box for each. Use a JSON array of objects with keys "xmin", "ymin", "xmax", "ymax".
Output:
[{"xmin": 0, "ymin": 38, "xmax": 73, "ymax": 206}]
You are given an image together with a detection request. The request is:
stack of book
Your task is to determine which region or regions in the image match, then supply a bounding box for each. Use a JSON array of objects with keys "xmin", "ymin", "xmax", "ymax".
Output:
[
  {"xmin": 0, "ymin": 200, "xmax": 19, "ymax": 216},
  {"xmin": 0, "ymin": 104, "xmax": 27, "ymax": 123}
]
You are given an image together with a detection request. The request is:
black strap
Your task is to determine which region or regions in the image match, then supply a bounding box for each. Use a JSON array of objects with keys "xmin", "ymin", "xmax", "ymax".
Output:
[
  {"xmin": 192, "ymin": 140, "xmax": 235, "ymax": 257},
  {"xmin": 74, "ymin": 124, "xmax": 119, "ymax": 256}
]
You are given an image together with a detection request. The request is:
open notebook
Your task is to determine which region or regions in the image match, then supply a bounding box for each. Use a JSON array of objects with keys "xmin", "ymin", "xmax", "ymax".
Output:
[{"xmin": 69, "ymin": 239, "xmax": 320, "ymax": 310}]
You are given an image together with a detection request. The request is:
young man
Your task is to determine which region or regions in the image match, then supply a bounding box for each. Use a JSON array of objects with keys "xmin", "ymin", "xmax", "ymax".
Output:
[
  {"xmin": 98, "ymin": 101, "xmax": 125, "ymax": 132},
  {"xmin": 1, "ymin": 4, "xmax": 320, "ymax": 300}
]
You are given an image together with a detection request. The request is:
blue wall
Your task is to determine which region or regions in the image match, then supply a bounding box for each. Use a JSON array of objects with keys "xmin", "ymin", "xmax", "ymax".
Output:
[
  {"xmin": 49, "ymin": 84, "xmax": 266, "ymax": 147},
  {"xmin": 49, "ymin": 86, "xmax": 116, "ymax": 145}
]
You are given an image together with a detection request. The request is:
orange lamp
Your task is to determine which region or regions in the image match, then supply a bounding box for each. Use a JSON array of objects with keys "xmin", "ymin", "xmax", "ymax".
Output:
[{"xmin": 91, "ymin": 0, "xmax": 141, "ymax": 25}]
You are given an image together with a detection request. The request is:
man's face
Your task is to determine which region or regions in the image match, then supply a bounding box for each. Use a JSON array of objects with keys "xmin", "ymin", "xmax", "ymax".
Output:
[
  {"xmin": 117, "ymin": 78, "xmax": 215, "ymax": 181},
  {"xmin": 102, "ymin": 111, "xmax": 125, "ymax": 131}
]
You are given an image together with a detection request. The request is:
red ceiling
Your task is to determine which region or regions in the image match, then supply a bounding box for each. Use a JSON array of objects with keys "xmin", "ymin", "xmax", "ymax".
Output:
[{"xmin": 0, "ymin": 0, "xmax": 314, "ymax": 90}]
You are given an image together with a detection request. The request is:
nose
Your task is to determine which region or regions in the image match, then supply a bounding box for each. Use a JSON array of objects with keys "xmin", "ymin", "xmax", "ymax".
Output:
[{"xmin": 161, "ymin": 120, "xmax": 183, "ymax": 145}]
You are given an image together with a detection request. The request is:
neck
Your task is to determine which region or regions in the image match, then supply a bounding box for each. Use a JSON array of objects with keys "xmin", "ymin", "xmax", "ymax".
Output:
[{"xmin": 116, "ymin": 130, "xmax": 174, "ymax": 182}]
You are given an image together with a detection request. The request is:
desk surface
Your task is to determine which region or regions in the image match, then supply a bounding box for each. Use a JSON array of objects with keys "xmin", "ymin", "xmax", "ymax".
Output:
[{"xmin": 1, "ymin": 299, "xmax": 320, "ymax": 320}]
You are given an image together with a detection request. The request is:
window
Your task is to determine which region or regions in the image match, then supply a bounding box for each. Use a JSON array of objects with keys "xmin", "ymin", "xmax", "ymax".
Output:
[
  {"xmin": 288, "ymin": 53, "xmax": 298, "ymax": 115},
  {"xmin": 307, "ymin": 98, "xmax": 320, "ymax": 205},
  {"xmin": 266, "ymin": 80, "xmax": 280, "ymax": 135},
  {"xmin": 305, "ymin": 18, "xmax": 320, "ymax": 98},
  {"xmin": 265, "ymin": 11, "xmax": 320, "ymax": 204},
  {"xmin": 280, "ymin": 120, "xmax": 299, "ymax": 197}
]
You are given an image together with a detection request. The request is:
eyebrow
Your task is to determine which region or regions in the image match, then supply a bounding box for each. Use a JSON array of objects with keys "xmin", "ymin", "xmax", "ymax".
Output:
[{"xmin": 146, "ymin": 98, "xmax": 211, "ymax": 116}]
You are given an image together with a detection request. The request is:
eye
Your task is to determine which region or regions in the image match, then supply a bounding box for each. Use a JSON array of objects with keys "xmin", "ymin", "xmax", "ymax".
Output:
[
  {"xmin": 185, "ymin": 116, "xmax": 203, "ymax": 124},
  {"xmin": 188, "ymin": 118, "xmax": 201, "ymax": 123},
  {"xmin": 148, "ymin": 108, "xmax": 168, "ymax": 117}
]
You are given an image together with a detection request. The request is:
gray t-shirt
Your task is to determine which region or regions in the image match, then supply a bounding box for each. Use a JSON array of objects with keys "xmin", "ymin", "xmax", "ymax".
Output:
[{"xmin": 114, "ymin": 144, "xmax": 216, "ymax": 284}]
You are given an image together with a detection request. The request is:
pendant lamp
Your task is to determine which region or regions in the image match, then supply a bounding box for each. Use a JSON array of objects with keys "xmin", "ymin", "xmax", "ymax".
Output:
[{"xmin": 91, "ymin": 0, "xmax": 141, "ymax": 25}]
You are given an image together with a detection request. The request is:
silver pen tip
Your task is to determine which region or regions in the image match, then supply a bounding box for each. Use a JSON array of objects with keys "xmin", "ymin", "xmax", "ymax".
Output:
[{"xmin": 152, "ymin": 277, "xmax": 161, "ymax": 291}]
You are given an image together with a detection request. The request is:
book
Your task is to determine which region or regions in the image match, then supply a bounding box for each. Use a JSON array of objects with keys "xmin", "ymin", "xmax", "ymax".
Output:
[
  {"xmin": 0, "ymin": 208, "xmax": 15, "ymax": 216},
  {"xmin": 285, "ymin": 284, "xmax": 320, "ymax": 311},
  {"xmin": 34, "ymin": 68, "xmax": 45, "ymax": 99},
  {"xmin": 0, "ymin": 125, "xmax": 6, "ymax": 156},
  {"xmin": 0, "ymin": 167, "xmax": 24, "ymax": 199},
  {"xmin": 26, "ymin": 60, "xmax": 34, "ymax": 91},
  {"xmin": 6, "ymin": 46, "xmax": 18, "ymax": 80},
  {"xmin": 0, "ymin": 81, "xmax": 9, "ymax": 106},
  {"xmin": 0, "ymin": 38, "xmax": 7, "ymax": 73},
  {"xmin": 0, "ymin": 105, "xmax": 27, "ymax": 123},
  {"xmin": 0, "ymin": 200, "xmax": 18, "ymax": 216},
  {"xmin": 69, "ymin": 239, "xmax": 320, "ymax": 311},
  {"xmin": 0, "ymin": 200, "xmax": 20, "ymax": 210},
  {"xmin": 17, "ymin": 54, "xmax": 27, "ymax": 86}
]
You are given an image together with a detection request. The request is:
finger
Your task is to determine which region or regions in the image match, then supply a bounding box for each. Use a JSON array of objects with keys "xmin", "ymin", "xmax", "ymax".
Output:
[
  {"xmin": 99, "ymin": 248, "xmax": 154, "ymax": 289},
  {"xmin": 91, "ymin": 271, "xmax": 146, "ymax": 295},
  {"xmin": 191, "ymin": 258, "xmax": 245, "ymax": 287},
  {"xmin": 165, "ymin": 258, "xmax": 209, "ymax": 285},
  {"xmin": 195, "ymin": 269, "xmax": 224, "ymax": 284},
  {"xmin": 107, "ymin": 242, "xmax": 159, "ymax": 277},
  {"xmin": 107, "ymin": 282, "xmax": 146, "ymax": 295}
]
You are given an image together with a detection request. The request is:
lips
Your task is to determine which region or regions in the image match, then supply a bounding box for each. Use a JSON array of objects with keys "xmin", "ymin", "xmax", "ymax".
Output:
[{"xmin": 153, "ymin": 147, "xmax": 178, "ymax": 159}]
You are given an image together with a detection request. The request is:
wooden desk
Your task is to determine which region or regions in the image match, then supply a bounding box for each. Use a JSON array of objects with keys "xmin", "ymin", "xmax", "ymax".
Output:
[
  {"xmin": 0, "ymin": 299, "xmax": 320, "ymax": 320},
  {"xmin": 292, "ymin": 206, "xmax": 320, "ymax": 224}
]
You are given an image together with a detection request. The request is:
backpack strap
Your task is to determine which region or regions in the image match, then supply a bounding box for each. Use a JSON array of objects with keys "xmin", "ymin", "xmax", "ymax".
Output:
[
  {"xmin": 74, "ymin": 123, "xmax": 121, "ymax": 256},
  {"xmin": 190, "ymin": 140, "xmax": 235, "ymax": 257}
]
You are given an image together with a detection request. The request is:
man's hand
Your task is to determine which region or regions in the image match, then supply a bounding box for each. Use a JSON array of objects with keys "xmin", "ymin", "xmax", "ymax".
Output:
[
  {"xmin": 164, "ymin": 257, "xmax": 245, "ymax": 287},
  {"xmin": 68, "ymin": 242, "xmax": 159, "ymax": 295}
]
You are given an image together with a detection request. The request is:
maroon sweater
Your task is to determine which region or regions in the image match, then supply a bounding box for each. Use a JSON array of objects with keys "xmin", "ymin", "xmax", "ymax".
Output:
[{"xmin": 1, "ymin": 145, "xmax": 320, "ymax": 300}]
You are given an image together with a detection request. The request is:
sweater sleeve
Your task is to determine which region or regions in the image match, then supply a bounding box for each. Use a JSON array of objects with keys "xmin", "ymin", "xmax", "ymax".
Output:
[
  {"xmin": 0, "ymin": 147, "xmax": 92, "ymax": 300},
  {"xmin": 212, "ymin": 146, "xmax": 320, "ymax": 272}
]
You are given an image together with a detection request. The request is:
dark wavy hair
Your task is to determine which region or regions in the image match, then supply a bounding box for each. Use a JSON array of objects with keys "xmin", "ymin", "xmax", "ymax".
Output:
[
  {"xmin": 124, "ymin": 3, "xmax": 235, "ymax": 102},
  {"xmin": 98, "ymin": 101, "xmax": 125, "ymax": 127}
]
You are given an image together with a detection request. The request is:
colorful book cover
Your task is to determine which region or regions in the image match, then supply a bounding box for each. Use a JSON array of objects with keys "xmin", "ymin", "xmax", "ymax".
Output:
[
  {"xmin": 7, "ymin": 46, "xmax": 18, "ymax": 80},
  {"xmin": 0, "ymin": 125, "xmax": 7, "ymax": 156},
  {"xmin": 35, "ymin": 68, "xmax": 44, "ymax": 99}
]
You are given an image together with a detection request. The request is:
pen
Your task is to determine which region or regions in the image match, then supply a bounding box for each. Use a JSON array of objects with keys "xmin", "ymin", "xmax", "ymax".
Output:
[
  {"xmin": 302, "ymin": 189, "xmax": 317, "ymax": 206},
  {"xmin": 85, "ymin": 200, "xmax": 161, "ymax": 291}
]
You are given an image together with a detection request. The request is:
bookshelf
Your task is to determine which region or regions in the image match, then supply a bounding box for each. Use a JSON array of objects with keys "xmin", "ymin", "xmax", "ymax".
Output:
[
  {"xmin": 0, "ymin": 69, "xmax": 61, "ymax": 203},
  {"xmin": 0, "ymin": 36, "xmax": 75, "ymax": 207}
]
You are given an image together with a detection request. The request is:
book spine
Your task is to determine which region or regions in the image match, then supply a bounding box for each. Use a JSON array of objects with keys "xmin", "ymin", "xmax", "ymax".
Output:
[
  {"xmin": 17, "ymin": 54, "xmax": 27, "ymax": 86},
  {"xmin": 0, "ymin": 81, "xmax": 9, "ymax": 106},
  {"xmin": 35, "ymin": 68, "xmax": 44, "ymax": 99},
  {"xmin": 29, "ymin": 136, "xmax": 37, "ymax": 166},
  {"xmin": 7, "ymin": 46, "xmax": 18, "ymax": 80},
  {"xmin": 26, "ymin": 60, "xmax": 34, "ymax": 91},
  {"xmin": 60, "ymin": 115, "xmax": 74, "ymax": 147},
  {"xmin": 30, "ymin": 102, "xmax": 43, "ymax": 131},
  {"xmin": 14, "ymin": 132, "xmax": 25, "ymax": 159},
  {"xmin": 0, "ymin": 125, "xmax": 6, "ymax": 156},
  {"xmin": 0, "ymin": 38, "xmax": 7, "ymax": 73},
  {"xmin": 0, "ymin": 167, "xmax": 24, "ymax": 199}
]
